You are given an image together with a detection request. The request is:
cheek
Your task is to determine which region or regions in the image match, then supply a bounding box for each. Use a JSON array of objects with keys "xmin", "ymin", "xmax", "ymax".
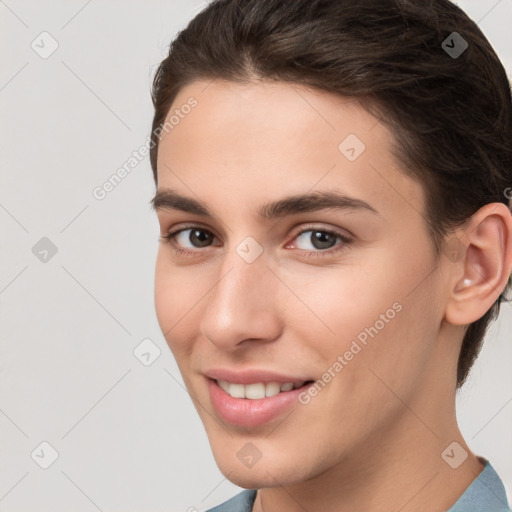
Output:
[
  {"xmin": 154, "ymin": 251, "xmax": 198, "ymax": 349},
  {"xmin": 288, "ymin": 261, "xmax": 399, "ymax": 347},
  {"xmin": 300, "ymin": 251, "xmax": 435, "ymax": 388},
  {"xmin": 154, "ymin": 251, "xmax": 173, "ymax": 331}
]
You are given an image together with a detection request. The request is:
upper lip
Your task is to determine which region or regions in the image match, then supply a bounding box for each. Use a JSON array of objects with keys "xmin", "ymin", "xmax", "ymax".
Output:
[{"xmin": 204, "ymin": 368, "xmax": 314, "ymax": 385}]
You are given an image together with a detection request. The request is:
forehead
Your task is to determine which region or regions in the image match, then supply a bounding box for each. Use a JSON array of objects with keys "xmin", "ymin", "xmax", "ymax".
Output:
[{"xmin": 156, "ymin": 79, "xmax": 424, "ymax": 223}]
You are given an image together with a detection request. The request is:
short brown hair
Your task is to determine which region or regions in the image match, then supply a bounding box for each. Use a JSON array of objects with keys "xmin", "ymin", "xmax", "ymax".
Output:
[{"xmin": 149, "ymin": 0, "xmax": 512, "ymax": 388}]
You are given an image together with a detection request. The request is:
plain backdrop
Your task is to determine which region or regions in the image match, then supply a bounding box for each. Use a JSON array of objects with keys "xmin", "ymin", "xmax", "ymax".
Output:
[{"xmin": 1, "ymin": 1, "xmax": 511, "ymax": 511}]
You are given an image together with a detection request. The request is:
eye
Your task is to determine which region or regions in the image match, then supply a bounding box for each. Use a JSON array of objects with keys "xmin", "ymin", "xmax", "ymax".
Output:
[
  {"xmin": 288, "ymin": 227, "xmax": 351, "ymax": 257},
  {"xmin": 160, "ymin": 226, "xmax": 218, "ymax": 255},
  {"xmin": 167, "ymin": 227, "xmax": 214, "ymax": 248}
]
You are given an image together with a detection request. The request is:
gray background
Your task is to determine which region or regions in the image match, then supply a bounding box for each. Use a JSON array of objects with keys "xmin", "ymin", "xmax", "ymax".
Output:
[{"xmin": 0, "ymin": 1, "xmax": 511, "ymax": 510}]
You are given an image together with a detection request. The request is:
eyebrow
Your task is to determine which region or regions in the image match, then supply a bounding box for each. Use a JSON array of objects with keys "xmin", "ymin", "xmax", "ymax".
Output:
[{"xmin": 150, "ymin": 188, "xmax": 379, "ymax": 219}]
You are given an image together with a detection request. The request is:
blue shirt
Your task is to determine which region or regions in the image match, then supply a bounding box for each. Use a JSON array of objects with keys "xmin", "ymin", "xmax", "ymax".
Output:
[{"xmin": 205, "ymin": 460, "xmax": 510, "ymax": 512}]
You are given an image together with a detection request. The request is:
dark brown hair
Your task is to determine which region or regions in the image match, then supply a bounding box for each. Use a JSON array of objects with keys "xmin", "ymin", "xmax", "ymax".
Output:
[{"xmin": 149, "ymin": 0, "xmax": 512, "ymax": 388}]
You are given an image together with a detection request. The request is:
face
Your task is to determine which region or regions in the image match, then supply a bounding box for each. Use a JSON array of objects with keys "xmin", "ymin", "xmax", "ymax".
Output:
[{"xmin": 153, "ymin": 79, "xmax": 450, "ymax": 488}]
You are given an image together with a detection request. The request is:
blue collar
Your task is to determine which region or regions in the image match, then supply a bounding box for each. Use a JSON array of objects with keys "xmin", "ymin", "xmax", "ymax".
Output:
[{"xmin": 448, "ymin": 459, "xmax": 510, "ymax": 511}]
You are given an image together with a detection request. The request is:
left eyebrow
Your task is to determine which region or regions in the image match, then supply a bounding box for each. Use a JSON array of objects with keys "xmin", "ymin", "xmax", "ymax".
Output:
[{"xmin": 150, "ymin": 188, "xmax": 380, "ymax": 219}]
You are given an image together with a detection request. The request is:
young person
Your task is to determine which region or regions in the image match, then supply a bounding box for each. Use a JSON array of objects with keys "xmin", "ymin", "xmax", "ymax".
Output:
[{"xmin": 148, "ymin": 1, "xmax": 512, "ymax": 510}]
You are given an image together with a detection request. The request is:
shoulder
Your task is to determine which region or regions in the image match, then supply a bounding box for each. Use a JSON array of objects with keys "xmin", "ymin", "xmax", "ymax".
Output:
[{"xmin": 204, "ymin": 489, "xmax": 257, "ymax": 512}]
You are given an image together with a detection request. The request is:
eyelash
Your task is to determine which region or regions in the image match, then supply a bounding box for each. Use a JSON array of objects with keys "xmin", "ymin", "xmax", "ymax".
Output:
[{"xmin": 159, "ymin": 224, "xmax": 352, "ymax": 259}]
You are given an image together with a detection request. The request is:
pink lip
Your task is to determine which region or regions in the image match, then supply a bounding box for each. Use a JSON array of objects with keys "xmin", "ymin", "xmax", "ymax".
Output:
[
  {"xmin": 203, "ymin": 367, "xmax": 312, "ymax": 385},
  {"xmin": 207, "ymin": 378, "xmax": 314, "ymax": 427}
]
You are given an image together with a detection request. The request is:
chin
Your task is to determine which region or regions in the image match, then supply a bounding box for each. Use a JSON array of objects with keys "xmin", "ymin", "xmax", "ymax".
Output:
[
  {"xmin": 212, "ymin": 450, "xmax": 310, "ymax": 489},
  {"xmin": 219, "ymin": 467, "xmax": 294, "ymax": 490}
]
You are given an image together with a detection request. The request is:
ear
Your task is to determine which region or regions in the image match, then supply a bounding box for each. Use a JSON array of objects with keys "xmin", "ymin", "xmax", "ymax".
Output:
[{"xmin": 444, "ymin": 202, "xmax": 512, "ymax": 326}]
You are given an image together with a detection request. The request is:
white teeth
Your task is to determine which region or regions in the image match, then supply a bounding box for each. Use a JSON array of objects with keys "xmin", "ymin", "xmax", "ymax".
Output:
[
  {"xmin": 218, "ymin": 379, "xmax": 230, "ymax": 393},
  {"xmin": 229, "ymin": 383, "xmax": 245, "ymax": 398},
  {"xmin": 266, "ymin": 382, "xmax": 281, "ymax": 397},
  {"xmin": 245, "ymin": 383, "xmax": 265, "ymax": 399},
  {"xmin": 217, "ymin": 380, "xmax": 304, "ymax": 399}
]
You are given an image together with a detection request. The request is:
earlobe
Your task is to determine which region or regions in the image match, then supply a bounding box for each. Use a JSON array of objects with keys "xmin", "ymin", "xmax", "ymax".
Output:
[{"xmin": 445, "ymin": 203, "xmax": 512, "ymax": 326}]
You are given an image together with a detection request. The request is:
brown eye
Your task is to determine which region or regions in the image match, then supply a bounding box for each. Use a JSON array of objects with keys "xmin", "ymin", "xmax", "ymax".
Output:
[
  {"xmin": 184, "ymin": 228, "xmax": 214, "ymax": 248},
  {"xmin": 293, "ymin": 228, "xmax": 350, "ymax": 253},
  {"xmin": 162, "ymin": 227, "xmax": 216, "ymax": 248}
]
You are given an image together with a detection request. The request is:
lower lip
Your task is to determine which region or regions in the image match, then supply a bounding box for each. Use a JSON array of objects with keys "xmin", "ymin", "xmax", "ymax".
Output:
[{"xmin": 207, "ymin": 378, "xmax": 312, "ymax": 428}]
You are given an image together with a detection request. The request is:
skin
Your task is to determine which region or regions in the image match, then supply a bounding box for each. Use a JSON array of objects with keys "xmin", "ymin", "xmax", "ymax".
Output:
[{"xmin": 152, "ymin": 79, "xmax": 512, "ymax": 512}]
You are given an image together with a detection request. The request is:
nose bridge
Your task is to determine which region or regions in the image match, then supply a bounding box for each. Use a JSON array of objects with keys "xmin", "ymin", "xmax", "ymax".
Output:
[{"xmin": 199, "ymin": 239, "xmax": 281, "ymax": 347}]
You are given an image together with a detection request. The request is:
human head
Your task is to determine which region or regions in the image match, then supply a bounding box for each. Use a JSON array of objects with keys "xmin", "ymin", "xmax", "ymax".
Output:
[
  {"xmin": 149, "ymin": 0, "xmax": 512, "ymax": 389},
  {"xmin": 149, "ymin": 1, "xmax": 512, "ymax": 501}
]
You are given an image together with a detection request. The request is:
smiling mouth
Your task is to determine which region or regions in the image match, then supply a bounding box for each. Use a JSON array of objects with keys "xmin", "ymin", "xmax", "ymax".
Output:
[{"xmin": 213, "ymin": 379, "xmax": 315, "ymax": 399}]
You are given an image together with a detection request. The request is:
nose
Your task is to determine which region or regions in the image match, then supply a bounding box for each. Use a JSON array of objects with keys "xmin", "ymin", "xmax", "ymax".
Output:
[{"xmin": 199, "ymin": 246, "xmax": 282, "ymax": 351}]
